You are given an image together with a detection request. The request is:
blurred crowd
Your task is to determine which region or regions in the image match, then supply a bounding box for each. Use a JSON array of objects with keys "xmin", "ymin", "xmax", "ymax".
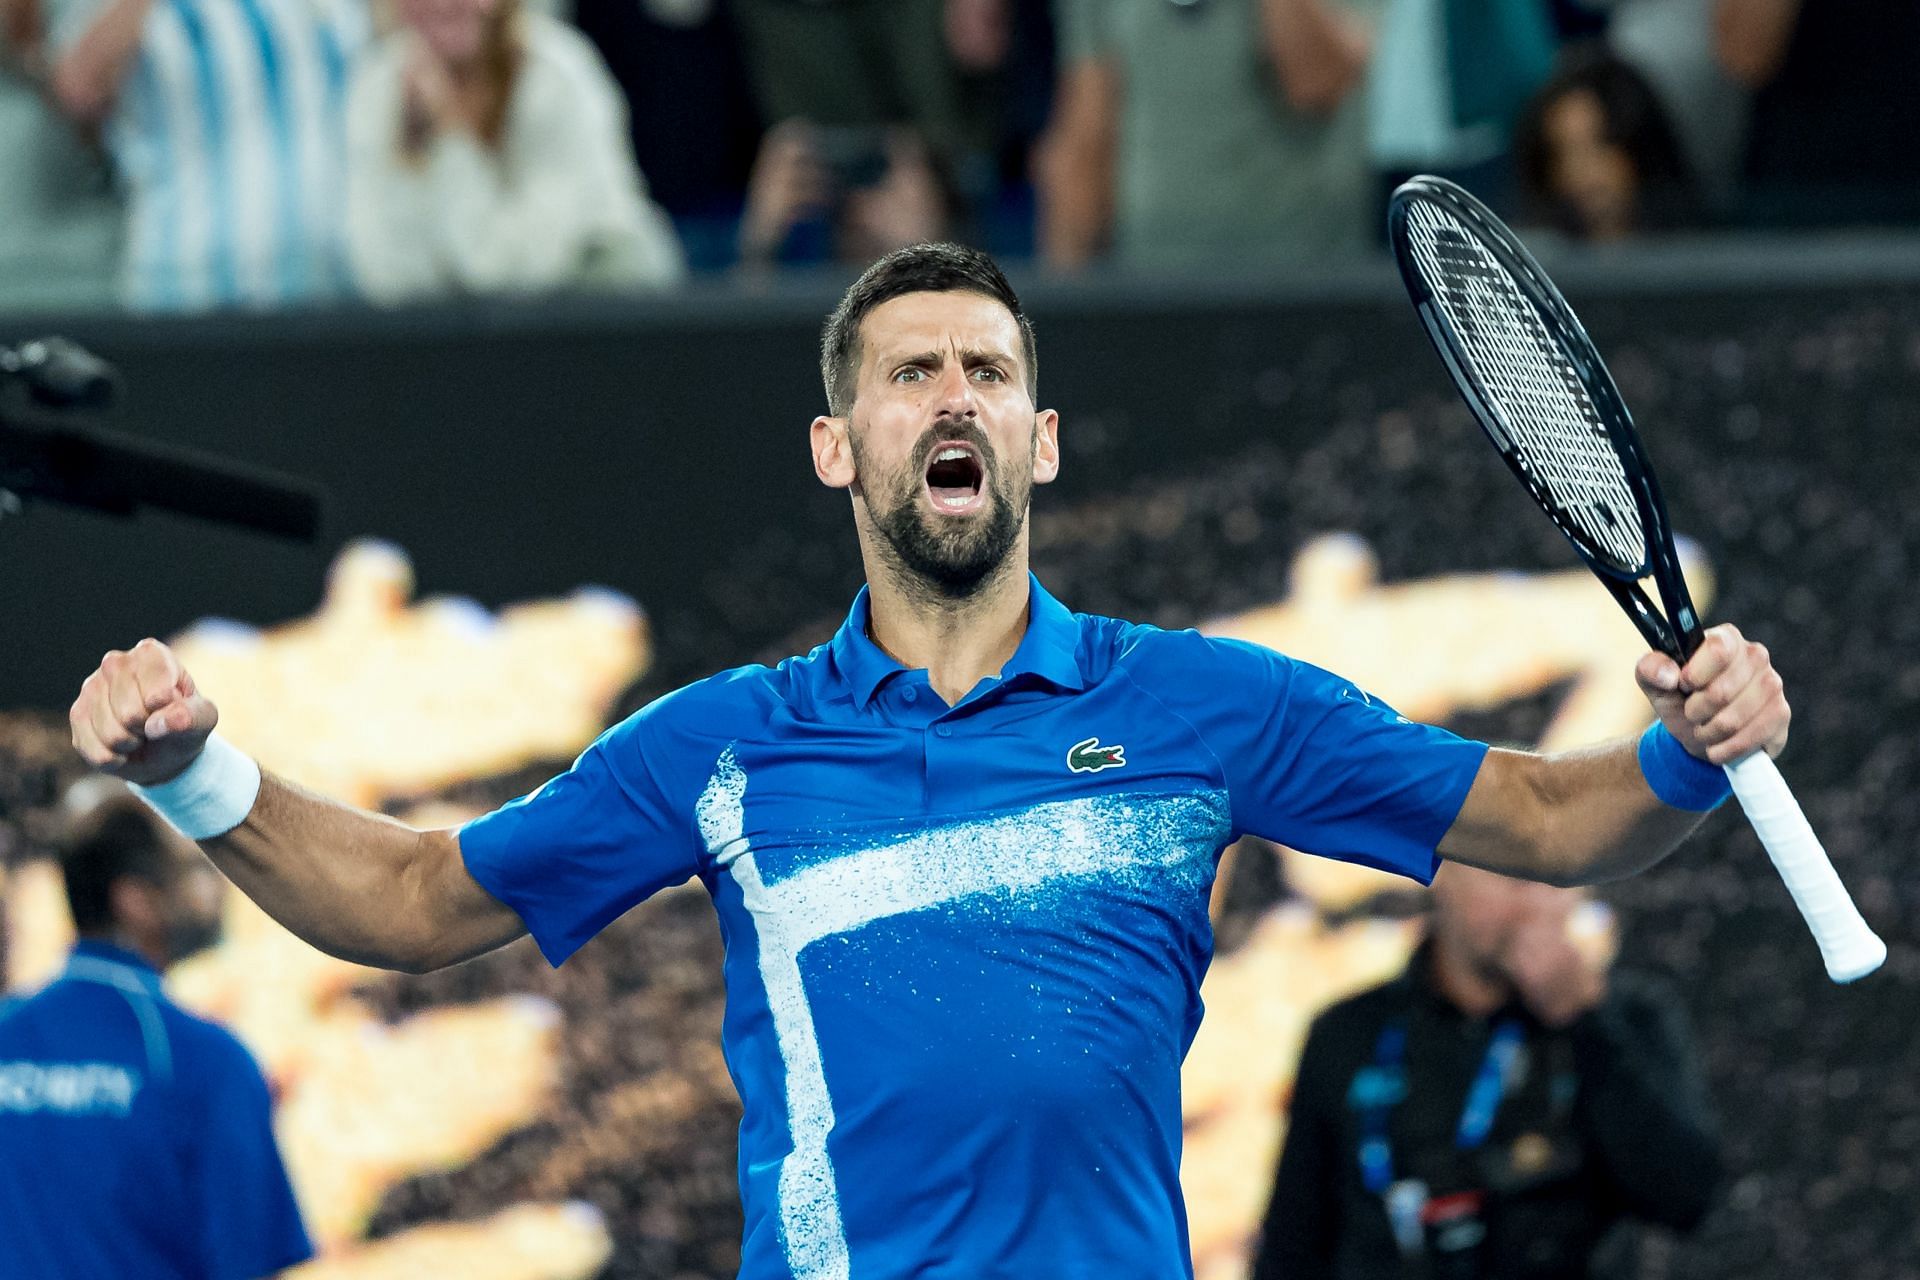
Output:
[{"xmin": 2, "ymin": 0, "xmax": 1917, "ymax": 314}]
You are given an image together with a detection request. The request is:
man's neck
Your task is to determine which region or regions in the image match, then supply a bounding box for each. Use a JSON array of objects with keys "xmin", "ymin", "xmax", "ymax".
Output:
[
  {"xmin": 862, "ymin": 553, "xmax": 1032, "ymax": 707},
  {"xmin": 77, "ymin": 929, "xmax": 165, "ymax": 972},
  {"xmin": 1426, "ymin": 936, "xmax": 1512, "ymax": 1019}
]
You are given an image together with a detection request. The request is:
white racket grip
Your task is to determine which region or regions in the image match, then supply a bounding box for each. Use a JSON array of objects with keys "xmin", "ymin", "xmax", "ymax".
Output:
[{"xmin": 1724, "ymin": 753, "xmax": 1886, "ymax": 983}]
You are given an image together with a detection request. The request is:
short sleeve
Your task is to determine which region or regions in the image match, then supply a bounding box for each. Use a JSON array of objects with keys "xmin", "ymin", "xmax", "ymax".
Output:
[
  {"xmin": 193, "ymin": 1034, "xmax": 313, "ymax": 1280},
  {"xmin": 459, "ymin": 708, "xmax": 704, "ymax": 966},
  {"xmin": 1146, "ymin": 633, "xmax": 1488, "ymax": 884},
  {"xmin": 1052, "ymin": 0, "xmax": 1113, "ymax": 65}
]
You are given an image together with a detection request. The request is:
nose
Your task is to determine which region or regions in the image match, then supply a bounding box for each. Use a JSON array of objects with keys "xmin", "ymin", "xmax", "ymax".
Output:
[{"xmin": 932, "ymin": 363, "xmax": 977, "ymax": 420}]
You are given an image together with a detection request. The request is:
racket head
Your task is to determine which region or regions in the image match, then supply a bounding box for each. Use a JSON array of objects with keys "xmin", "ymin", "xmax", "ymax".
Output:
[{"xmin": 1387, "ymin": 175, "xmax": 1703, "ymax": 659}]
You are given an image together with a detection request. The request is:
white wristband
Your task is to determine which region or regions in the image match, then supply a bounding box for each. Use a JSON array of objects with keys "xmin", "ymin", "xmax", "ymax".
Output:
[{"xmin": 130, "ymin": 733, "xmax": 262, "ymax": 840}]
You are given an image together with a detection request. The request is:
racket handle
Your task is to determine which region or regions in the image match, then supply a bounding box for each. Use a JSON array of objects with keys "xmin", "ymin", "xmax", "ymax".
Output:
[{"xmin": 1723, "ymin": 753, "xmax": 1886, "ymax": 983}]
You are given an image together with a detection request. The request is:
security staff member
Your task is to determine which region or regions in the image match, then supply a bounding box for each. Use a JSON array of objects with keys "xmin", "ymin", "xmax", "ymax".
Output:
[
  {"xmin": 1255, "ymin": 862, "xmax": 1721, "ymax": 1279},
  {"xmin": 0, "ymin": 792, "xmax": 312, "ymax": 1280}
]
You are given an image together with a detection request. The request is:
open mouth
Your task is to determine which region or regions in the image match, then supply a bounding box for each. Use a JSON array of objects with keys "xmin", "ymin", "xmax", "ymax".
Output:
[{"xmin": 924, "ymin": 441, "xmax": 986, "ymax": 514}]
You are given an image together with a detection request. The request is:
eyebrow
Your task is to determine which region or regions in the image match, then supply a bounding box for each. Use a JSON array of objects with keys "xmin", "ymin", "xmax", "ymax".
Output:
[{"xmin": 884, "ymin": 347, "xmax": 1018, "ymax": 373}]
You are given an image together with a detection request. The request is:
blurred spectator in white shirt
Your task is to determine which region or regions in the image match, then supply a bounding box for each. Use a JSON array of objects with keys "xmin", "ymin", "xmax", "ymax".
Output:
[
  {"xmin": 344, "ymin": 0, "xmax": 685, "ymax": 303},
  {"xmin": 40, "ymin": 0, "xmax": 364, "ymax": 312},
  {"xmin": 0, "ymin": 0, "xmax": 120, "ymax": 314}
]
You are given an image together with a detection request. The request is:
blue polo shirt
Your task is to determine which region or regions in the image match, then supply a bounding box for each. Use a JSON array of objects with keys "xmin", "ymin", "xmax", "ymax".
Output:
[
  {"xmin": 0, "ymin": 941, "xmax": 311, "ymax": 1280},
  {"xmin": 460, "ymin": 575, "xmax": 1487, "ymax": 1280}
]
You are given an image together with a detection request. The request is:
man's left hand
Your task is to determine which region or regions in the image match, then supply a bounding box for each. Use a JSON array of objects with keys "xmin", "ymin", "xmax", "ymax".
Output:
[{"xmin": 1634, "ymin": 623, "xmax": 1790, "ymax": 765}]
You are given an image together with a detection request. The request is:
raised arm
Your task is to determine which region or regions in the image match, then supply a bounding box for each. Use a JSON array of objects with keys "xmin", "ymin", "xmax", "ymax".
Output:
[
  {"xmin": 1440, "ymin": 624, "xmax": 1788, "ymax": 886},
  {"xmin": 47, "ymin": 0, "xmax": 151, "ymax": 126},
  {"xmin": 69, "ymin": 638, "xmax": 526, "ymax": 973},
  {"xmin": 1032, "ymin": 52, "xmax": 1118, "ymax": 270},
  {"xmin": 1259, "ymin": 0, "xmax": 1371, "ymax": 115}
]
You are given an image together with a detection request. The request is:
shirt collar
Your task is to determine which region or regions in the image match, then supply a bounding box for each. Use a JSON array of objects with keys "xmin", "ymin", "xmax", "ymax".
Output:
[
  {"xmin": 830, "ymin": 572, "xmax": 1087, "ymax": 709},
  {"xmin": 65, "ymin": 939, "xmax": 163, "ymax": 987}
]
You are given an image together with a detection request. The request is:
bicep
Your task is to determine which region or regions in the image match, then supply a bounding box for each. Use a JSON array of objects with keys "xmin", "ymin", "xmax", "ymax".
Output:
[
  {"xmin": 452, "ymin": 721, "xmax": 706, "ymax": 967},
  {"xmin": 1435, "ymin": 746, "xmax": 1555, "ymax": 878},
  {"xmin": 414, "ymin": 826, "xmax": 530, "ymax": 969}
]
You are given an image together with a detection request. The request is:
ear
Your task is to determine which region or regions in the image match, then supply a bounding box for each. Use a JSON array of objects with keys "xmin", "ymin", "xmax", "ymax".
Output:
[
  {"xmin": 811, "ymin": 414, "xmax": 856, "ymax": 490},
  {"xmin": 1031, "ymin": 409, "xmax": 1061, "ymax": 486}
]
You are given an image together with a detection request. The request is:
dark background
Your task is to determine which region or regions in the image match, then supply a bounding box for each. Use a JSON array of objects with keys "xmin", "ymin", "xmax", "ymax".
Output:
[{"xmin": 3, "ymin": 242, "xmax": 1918, "ymax": 1277}]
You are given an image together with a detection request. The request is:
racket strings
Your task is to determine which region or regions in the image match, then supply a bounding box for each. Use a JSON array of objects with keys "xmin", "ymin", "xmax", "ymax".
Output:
[{"xmin": 1404, "ymin": 201, "xmax": 1647, "ymax": 574}]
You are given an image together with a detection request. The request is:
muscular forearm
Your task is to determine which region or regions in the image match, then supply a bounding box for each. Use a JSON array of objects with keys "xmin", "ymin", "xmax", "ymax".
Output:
[
  {"xmin": 202, "ymin": 773, "xmax": 520, "ymax": 973},
  {"xmin": 72, "ymin": 639, "xmax": 527, "ymax": 973},
  {"xmin": 1442, "ymin": 627, "xmax": 1786, "ymax": 888},
  {"xmin": 1441, "ymin": 741, "xmax": 1709, "ymax": 887}
]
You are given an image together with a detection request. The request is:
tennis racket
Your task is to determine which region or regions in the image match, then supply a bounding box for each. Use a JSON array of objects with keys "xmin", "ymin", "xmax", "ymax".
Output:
[{"xmin": 1387, "ymin": 175, "xmax": 1885, "ymax": 984}]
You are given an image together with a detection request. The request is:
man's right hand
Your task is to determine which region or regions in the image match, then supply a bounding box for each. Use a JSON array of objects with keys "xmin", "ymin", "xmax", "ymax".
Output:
[{"xmin": 69, "ymin": 638, "xmax": 219, "ymax": 786}]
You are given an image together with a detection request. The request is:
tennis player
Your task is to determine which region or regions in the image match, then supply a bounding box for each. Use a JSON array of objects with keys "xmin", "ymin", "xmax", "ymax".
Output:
[{"xmin": 70, "ymin": 243, "xmax": 1787, "ymax": 1279}]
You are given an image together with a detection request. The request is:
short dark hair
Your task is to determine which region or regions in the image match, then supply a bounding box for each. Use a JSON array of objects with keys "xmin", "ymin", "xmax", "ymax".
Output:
[
  {"xmin": 819, "ymin": 242, "xmax": 1038, "ymax": 416},
  {"xmin": 60, "ymin": 799, "xmax": 182, "ymax": 933}
]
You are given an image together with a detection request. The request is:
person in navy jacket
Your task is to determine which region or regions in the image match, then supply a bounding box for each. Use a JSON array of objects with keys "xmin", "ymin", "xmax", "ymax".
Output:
[{"xmin": 0, "ymin": 792, "xmax": 312, "ymax": 1280}]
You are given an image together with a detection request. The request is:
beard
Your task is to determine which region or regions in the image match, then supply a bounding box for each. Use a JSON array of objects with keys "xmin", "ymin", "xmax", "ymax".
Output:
[{"xmin": 852, "ymin": 421, "xmax": 1029, "ymax": 600}]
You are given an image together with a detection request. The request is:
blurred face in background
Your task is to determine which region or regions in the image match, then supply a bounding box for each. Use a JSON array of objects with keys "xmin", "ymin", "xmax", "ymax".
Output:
[
  {"xmin": 839, "ymin": 290, "xmax": 1058, "ymax": 596},
  {"xmin": 398, "ymin": 0, "xmax": 501, "ymax": 67},
  {"xmin": 1429, "ymin": 861, "xmax": 1577, "ymax": 984},
  {"xmin": 1541, "ymin": 87, "xmax": 1639, "ymax": 242}
]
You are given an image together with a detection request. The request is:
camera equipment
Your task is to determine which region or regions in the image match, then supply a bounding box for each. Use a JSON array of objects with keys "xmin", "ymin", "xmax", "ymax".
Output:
[{"xmin": 0, "ymin": 337, "xmax": 322, "ymax": 541}]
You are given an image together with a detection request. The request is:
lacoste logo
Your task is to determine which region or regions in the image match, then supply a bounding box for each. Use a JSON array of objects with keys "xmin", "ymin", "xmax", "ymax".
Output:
[{"xmin": 1067, "ymin": 736, "xmax": 1126, "ymax": 774}]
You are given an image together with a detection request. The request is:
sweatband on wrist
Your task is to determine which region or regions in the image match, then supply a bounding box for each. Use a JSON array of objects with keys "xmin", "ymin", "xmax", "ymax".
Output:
[
  {"xmin": 130, "ymin": 733, "xmax": 262, "ymax": 839},
  {"xmin": 1636, "ymin": 721, "xmax": 1732, "ymax": 812}
]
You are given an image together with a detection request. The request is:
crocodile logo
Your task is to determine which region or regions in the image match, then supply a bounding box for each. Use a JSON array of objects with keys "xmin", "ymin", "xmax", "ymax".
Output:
[{"xmin": 1067, "ymin": 736, "xmax": 1127, "ymax": 774}]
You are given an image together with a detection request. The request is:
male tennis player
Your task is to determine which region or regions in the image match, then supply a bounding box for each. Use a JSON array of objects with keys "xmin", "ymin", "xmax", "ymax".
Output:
[{"xmin": 70, "ymin": 243, "xmax": 1787, "ymax": 1279}]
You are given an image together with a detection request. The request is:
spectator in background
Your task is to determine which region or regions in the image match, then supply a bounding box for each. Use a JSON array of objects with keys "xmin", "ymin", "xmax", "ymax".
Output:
[
  {"xmin": 344, "ymin": 0, "xmax": 684, "ymax": 303},
  {"xmin": 1589, "ymin": 0, "xmax": 1748, "ymax": 212},
  {"xmin": 729, "ymin": 0, "xmax": 993, "ymax": 243},
  {"xmin": 1035, "ymin": 0, "xmax": 1377, "ymax": 273},
  {"xmin": 1718, "ymin": 0, "xmax": 1920, "ymax": 229},
  {"xmin": 0, "ymin": 0, "xmax": 119, "ymax": 314},
  {"xmin": 737, "ymin": 120, "xmax": 949, "ymax": 270},
  {"xmin": 1253, "ymin": 862, "xmax": 1720, "ymax": 1279},
  {"xmin": 40, "ymin": 0, "xmax": 364, "ymax": 312},
  {"xmin": 1366, "ymin": 0, "xmax": 1562, "ymax": 217},
  {"xmin": 0, "ymin": 791, "xmax": 312, "ymax": 1280},
  {"xmin": 730, "ymin": 0, "xmax": 980, "ymax": 170},
  {"xmin": 1513, "ymin": 46, "xmax": 1701, "ymax": 243},
  {"xmin": 567, "ymin": 0, "xmax": 760, "ymax": 272}
]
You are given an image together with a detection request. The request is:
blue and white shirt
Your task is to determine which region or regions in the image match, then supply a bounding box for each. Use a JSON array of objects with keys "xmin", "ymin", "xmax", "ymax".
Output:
[
  {"xmin": 54, "ymin": 0, "xmax": 367, "ymax": 310},
  {"xmin": 460, "ymin": 576, "xmax": 1489, "ymax": 1280},
  {"xmin": 0, "ymin": 941, "xmax": 312, "ymax": 1280}
]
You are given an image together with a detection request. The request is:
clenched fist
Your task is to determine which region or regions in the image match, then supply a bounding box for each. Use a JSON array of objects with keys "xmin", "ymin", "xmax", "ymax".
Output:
[
  {"xmin": 1634, "ymin": 622, "xmax": 1790, "ymax": 766},
  {"xmin": 70, "ymin": 638, "xmax": 220, "ymax": 786}
]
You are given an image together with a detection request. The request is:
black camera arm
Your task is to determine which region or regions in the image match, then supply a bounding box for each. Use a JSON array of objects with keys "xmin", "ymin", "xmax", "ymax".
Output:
[{"xmin": 0, "ymin": 338, "xmax": 323, "ymax": 542}]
